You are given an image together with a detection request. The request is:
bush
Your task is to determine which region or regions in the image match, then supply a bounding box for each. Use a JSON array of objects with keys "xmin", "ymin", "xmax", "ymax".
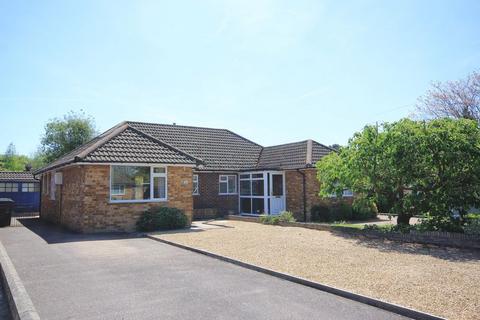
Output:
[
  {"xmin": 311, "ymin": 204, "xmax": 331, "ymax": 222},
  {"xmin": 278, "ymin": 211, "xmax": 296, "ymax": 223},
  {"xmin": 465, "ymin": 218, "xmax": 480, "ymax": 235},
  {"xmin": 311, "ymin": 202, "xmax": 354, "ymax": 222},
  {"xmin": 415, "ymin": 214, "xmax": 464, "ymax": 233},
  {"xmin": 352, "ymin": 197, "xmax": 378, "ymax": 221},
  {"xmin": 136, "ymin": 207, "xmax": 188, "ymax": 231},
  {"xmin": 260, "ymin": 211, "xmax": 296, "ymax": 225}
]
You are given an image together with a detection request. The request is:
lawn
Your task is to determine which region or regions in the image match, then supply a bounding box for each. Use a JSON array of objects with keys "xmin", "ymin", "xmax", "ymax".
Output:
[{"xmin": 151, "ymin": 220, "xmax": 480, "ymax": 320}]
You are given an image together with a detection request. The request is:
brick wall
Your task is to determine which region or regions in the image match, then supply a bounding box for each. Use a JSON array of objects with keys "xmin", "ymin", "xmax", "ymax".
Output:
[
  {"xmin": 285, "ymin": 168, "xmax": 337, "ymax": 221},
  {"xmin": 193, "ymin": 172, "xmax": 238, "ymax": 219},
  {"xmin": 41, "ymin": 164, "xmax": 194, "ymax": 232}
]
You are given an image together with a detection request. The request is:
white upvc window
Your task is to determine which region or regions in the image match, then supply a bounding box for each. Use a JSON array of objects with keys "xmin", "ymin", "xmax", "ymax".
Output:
[
  {"xmin": 110, "ymin": 165, "xmax": 167, "ymax": 203},
  {"xmin": 219, "ymin": 175, "xmax": 237, "ymax": 195},
  {"xmin": 192, "ymin": 174, "xmax": 199, "ymax": 195}
]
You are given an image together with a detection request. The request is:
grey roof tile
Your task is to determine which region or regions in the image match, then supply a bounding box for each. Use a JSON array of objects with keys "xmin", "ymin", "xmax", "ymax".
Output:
[
  {"xmin": 127, "ymin": 122, "xmax": 262, "ymax": 171},
  {"xmin": 35, "ymin": 121, "xmax": 333, "ymax": 174},
  {"xmin": 257, "ymin": 140, "xmax": 333, "ymax": 170},
  {"xmin": 0, "ymin": 171, "xmax": 38, "ymax": 182}
]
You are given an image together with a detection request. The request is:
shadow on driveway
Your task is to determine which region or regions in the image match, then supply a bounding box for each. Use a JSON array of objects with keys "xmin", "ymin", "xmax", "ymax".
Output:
[{"xmin": 16, "ymin": 218, "xmax": 141, "ymax": 244}]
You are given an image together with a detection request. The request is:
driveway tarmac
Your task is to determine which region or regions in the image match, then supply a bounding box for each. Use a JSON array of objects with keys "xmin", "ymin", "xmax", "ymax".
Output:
[{"xmin": 0, "ymin": 219, "xmax": 408, "ymax": 320}]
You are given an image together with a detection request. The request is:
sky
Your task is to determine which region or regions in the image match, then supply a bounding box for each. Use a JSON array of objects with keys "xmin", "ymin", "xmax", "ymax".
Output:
[{"xmin": 1, "ymin": 0, "xmax": 479, "ymax": 156}]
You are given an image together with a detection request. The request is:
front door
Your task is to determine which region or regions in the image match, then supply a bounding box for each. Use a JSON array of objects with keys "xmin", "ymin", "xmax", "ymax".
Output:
[{"xmin": 269, "ymin": 173, "xmax": 285, "ymax": 214}]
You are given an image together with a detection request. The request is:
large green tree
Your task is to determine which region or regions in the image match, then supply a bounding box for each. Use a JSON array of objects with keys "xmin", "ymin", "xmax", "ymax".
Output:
[
  {"xmin": 316, "ymin": 118, "xmax": 480, "ymax": 226},
  {"xmin": 41, "ymin": 111, "xmax": 97, "ymax": 163}
]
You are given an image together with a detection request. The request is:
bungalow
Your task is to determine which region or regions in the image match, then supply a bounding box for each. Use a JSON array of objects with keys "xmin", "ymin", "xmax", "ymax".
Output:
[{"xmin": 34, "ymin": 121, "xmax": 342, "ymax": 232}]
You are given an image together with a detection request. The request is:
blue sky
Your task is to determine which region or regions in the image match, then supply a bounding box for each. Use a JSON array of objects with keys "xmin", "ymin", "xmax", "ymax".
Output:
[{"xmin": 1, "ymin": 0, "xmax": 479, "ymax": 155}]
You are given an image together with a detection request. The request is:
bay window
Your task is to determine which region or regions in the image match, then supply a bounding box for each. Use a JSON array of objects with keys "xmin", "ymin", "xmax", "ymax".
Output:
[{"xmin": 110, "ymin": 165, "xmax": 167, "ymax": 202}]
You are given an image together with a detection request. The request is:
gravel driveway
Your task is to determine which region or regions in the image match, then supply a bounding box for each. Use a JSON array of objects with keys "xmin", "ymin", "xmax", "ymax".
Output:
[{"xmin": 152, "ymin": 220, "xmax": 480, "ymax": 320}]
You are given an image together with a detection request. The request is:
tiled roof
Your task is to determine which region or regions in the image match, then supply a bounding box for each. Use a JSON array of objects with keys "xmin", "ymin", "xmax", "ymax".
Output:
[
  {"xmin": 257, "ymin": 140, "xmax": 333, "ymax": 170},
  {"xmin": 0, "ymin": 171, "xmax": 38, "ymax": 182},
  {"xmin": 83, "ymin": 127, "xmax": 198, "ymax": 164},
  {"xmin": 34, "ymin": 123, "xmax": 199, "ymax": 174},
  {"xmin": 128, "ymin": 122, "xmax": 262, "ymax": 171},
  {"xmin": 35, "ymin": 121, "xmax": 333, "ymax": 174}
]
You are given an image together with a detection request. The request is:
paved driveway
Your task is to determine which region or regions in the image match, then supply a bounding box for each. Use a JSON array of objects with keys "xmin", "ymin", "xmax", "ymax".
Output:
[{"xmin": 0, "ymin": 219, "xmax": 407, "ymax": 320}]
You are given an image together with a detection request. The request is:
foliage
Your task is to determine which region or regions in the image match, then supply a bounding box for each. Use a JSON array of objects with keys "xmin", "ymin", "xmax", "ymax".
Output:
[
  {"xmin": 259, "ymin": 211, "xmax": 296, "ymax": 225},
  {"xmin": 352, "ymin": 197, "xmax": 378, "ymax": 220},
  {"xmin": 277, "ymin": 211, "xmax": 296, "ymax": 223},
  {"xmin": 416, "ymin": 70, "xmax": 480, "ymax": 123},
  {"xmin": 416, "ymin": 214, "xmax": 464, "ymax": 233},
  {"xmin": 136, "ymin": 207, "xmax": 188, "ymax": 231},
  {"xmin": 310, "ymin": 204, "xmax": 331, "ymax": 222},
  {"xmin": 310, "ymin": 201, "xmax": 374, "ymax": 222},
  {"xmin": 41, "ymin": 110, "xmax": 97, "ymax": 163},
  {"xmin": 0, "ymin": 143, "xmax": 31, "ymax": 171},
  {"xmin": 464, "ymin": 218, "xmax": 480, "ymax": 235},
  {"xmin": 316, "ymin": 118, "xmax": 480, "ymax": 227}
]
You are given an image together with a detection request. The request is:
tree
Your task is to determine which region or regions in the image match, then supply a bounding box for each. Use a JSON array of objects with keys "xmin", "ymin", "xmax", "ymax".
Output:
[
  {"xmin": 316, "ymin": 118, "xmax": 480, "ymax": 226},
  {"xmin": 41, "ymin": 111, "xmax": 97, "ymax": 163},
  {"xmin": 0, "ymin": 143, "xmax": 31, "ymax": 171},
  {"xmin": 416, "ymin": 71, "xmax": 480, "ymax": 122}
]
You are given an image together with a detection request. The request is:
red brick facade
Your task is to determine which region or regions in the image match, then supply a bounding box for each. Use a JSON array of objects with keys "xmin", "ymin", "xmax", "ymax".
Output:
[
  {"xmin": 41, "ymin": 165, "xmax": 194, "ymax": 232},
  {"xmin": 193, "ymin": 172, "xmax": 238, "ymax": 219}
]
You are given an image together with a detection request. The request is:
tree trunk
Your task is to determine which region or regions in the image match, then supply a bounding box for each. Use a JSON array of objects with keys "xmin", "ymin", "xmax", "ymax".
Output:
[{"xmin": 397, "ymin": 213, "xmax": 411, "ymax": 226}]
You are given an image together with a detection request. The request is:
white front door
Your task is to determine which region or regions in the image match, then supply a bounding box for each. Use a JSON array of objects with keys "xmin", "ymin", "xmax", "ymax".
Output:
[{"xmin": 269, "ymin": 173, "xmax": 285, "ymax": 215}]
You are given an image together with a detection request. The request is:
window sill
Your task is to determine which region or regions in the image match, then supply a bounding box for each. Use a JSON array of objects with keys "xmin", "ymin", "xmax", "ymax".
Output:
[
  {"xmin": 109, "ymin": 199, "xmax": 168, "ymax": 204},
  {"xmin": 218, "ymin": 193, "xmax": 238, "ymax": 196}
]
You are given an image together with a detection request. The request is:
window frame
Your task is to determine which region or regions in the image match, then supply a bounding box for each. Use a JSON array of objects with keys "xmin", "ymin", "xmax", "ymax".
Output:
[
  {"xmin": 22, "ymin": 182, "xmax": 39, "ymax": 192},
  {"xmin": 218, "ymin": 174, "xmax": 237, "ymax": 195},
  {"xmin": 0, "ymin": 182, "xmax": 18, "ymax": 192},
  {"xmin": 109, "ymin": 165, "xmax": 168, "ymax": 203},
  {"xmin": 192, "ymin": 174, "xmax": 199, "ymax": 195}
]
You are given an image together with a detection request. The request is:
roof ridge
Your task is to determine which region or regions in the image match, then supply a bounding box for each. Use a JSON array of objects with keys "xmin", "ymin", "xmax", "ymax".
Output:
[
  {"xmin": 224, "ymin": 129, "xmax": 263, "ymax": 148},
  {"xmin": 127, "ymin": 126, "xmax": 204, "ymax": 164},
  {"xmin": 75, "ymin": 122, "xmax": 129, "ymax": 160},
  {"xmin": 264, "ymin": 140, "xmax": 309, "ymax": 148},
  {"xmin": 127, "ymin": 120, "xmax": 234, "ymax": 133},
  {"xmin": 311, "ymin": 140, "xmax": 337, "ymax": 152}
]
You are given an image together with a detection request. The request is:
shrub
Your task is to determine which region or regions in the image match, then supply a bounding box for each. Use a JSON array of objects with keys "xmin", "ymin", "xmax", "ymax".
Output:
[
  {"xmin": 331, "ymin": 202, "xmax": 353, "ymax": 221},
  {"xmin": 259, "ymin": 214, "xmax": 279, "ymax": 225},
  {"xmin": 311, "ymin": 204, "xmax": 331, "ymax": 222},
  {"xmin": 352, "ymin": 197, "xmax": 378, "ymax": 221},
  {"xmin": 136, "ymin": 207, "xmax": 188, "ymax": 231},
  {"xmin": 415, "ymin": 214, "xmax": 464, "ymax": 233},
  {"xmin": 465, "ymin": 218, "xmax": 480, "ymax": 235},
  {"xmin": 278, "ymin": 211, "xmax": 296, "ymax": 223},
  {"xmin": 259, "ymin": 211, "xmax": 296, "ymax": 225}
]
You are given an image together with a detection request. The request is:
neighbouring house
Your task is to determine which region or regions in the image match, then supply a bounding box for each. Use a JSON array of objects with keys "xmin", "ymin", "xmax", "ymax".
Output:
[
  {"xmin": 34, "ymin": 121, "xmax": 349, "ymax": 232},
  {"xmin": 0, "ymin": 171, "xmax": 40, "ymax": 212}
]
